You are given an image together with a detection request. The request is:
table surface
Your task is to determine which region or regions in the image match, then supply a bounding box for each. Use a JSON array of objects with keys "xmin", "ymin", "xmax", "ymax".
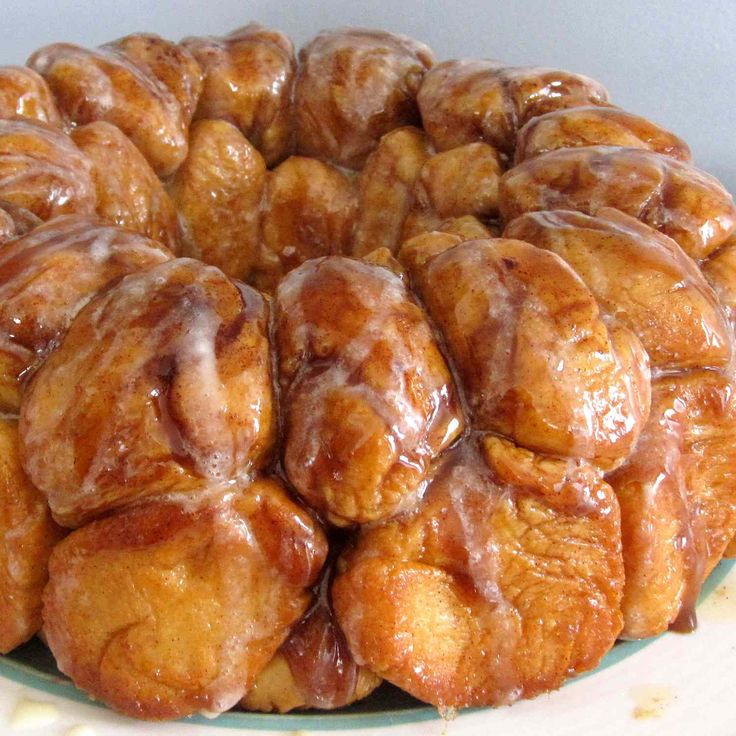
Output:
[{"xmin": 1, "ymin": 0, "xmax": 734, "ymax": 192}]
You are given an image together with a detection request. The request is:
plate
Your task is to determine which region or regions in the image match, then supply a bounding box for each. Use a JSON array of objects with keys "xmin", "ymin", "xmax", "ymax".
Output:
[{"xmin": 1, "ymin": 560, "xmax": 733, "ymax": 734}]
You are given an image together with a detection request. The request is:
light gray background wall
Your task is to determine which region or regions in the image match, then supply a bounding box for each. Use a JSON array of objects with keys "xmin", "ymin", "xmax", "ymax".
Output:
[{"xmin": 1, "ymin": 0, "xmax": 734, "ymax": 190}]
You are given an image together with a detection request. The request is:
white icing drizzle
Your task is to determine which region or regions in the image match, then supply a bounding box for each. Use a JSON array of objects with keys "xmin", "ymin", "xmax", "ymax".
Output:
[
  {"xmin": 500, "ymin": 146, "xmax": 736, "ymax": 259},
  {"xmin": 418, "ymin": 58, "xmax": 609, "ymax": 155},
  {"xmin": 417, "ymin": 238, "xmax": 648, "ymax": 464},
  {"xmin": 29, "ymin": 43, "xmax": 189, "ymax": 176},
  {"xmin": 295, "ymin": 29, "xmax": 434, "ymax": 168},
  {"xmin": 0, "ymin": 215, "xmax": 171, "ymax": 393},
  {"xmin": 0, "ymin": 118, "xmax": 94, "ymax": 219},
  {"xmin": 20, "ymin": 258, "xmax": 273, "ymax": 525},
  {"xmin": 276, "ymin": 255, "xmax": 461, "ymax": 521},
  {"xmin": 505, "ymin": 208, "xmax": 732, "ymax": 371}
]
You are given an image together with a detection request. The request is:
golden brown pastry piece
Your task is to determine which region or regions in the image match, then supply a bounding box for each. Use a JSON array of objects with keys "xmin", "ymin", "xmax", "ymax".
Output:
[
  {"xmin": 0, "ymin": 417, "xmax": 64, "ymax": 653},
  {"xmin": 360, "ymin": 245, "xmax": 407, "ymax": 280},
  {"xmin": 436, "ymin": 215, "xmax": 496, "ymax": 240},
  {"xmin": 0, "ymin": 66, "xmax": 62, "ymax": 125},
  {"xmin": 402, "ymin": 142, "xmax": 503, "ymax": 239},
  {"xmin": 418, "ymin": 59, "xmax": 609, "ymax": 157},
  {"xmin": 505, "ymin": 208, "xmax": 731, "ymax": 370},
  {"xmin": 243, "ymin": 562, "xmax": 381, "ymax": 712},
  {"xmin": 397, "ymin": 217, "xmax": 499, "ymax": 274},
  {"xmin": 28, "ymin": 37, "xmax": 200, "ymax": 177},
  {"xmin": 71, "ymin": 121, "xmax": 180, "ymax": 252},
  {"xmin": 0, "ymin": 199, "xmax": 40, "ymax": 244},
  {"xmin": 515, "ymin": 105, "xmax": 691, "ymax": 163},
  {"xmin": 0, "ymin": 118, "xmax": 95, "ymax": 220},
  {"xmin": 20, "ymin": 258, "xmax": 275, "ymax": 527},
  {"xmin": 352, "ymin": 126, "xmax": 430, "ymax": 256},
  {"xmin": 500, "ymin": 145, "xmax": 736, "ymax": 259},
  {"xmin": 170, "ymin": 119, "xmax": 266, "ymax": 279},
  {"xmin": 670, "ymin": 374, "xmax": 736, "ymax": 575},
  {"xmin": 276, "ymin": 256, "xmax": 464, "ymax": 525},
  {"xmin": 405, "ymin": 215, "xmax": 496, "ymax": 246},
  {"xmin": 334, "ymin": 434, "xmax": 624, "ymax": 708},
  {"xmin": 401, "ymin": 236, "xmax": 650, "ymax": 467},
  {"xmin": 256, "ymin": 156, "xmax": 357, "ymax": 292},
  {"xmin": 0, "ymin": 216, "xmax": 171, "ymax": 412},
  {"xmin": 183, "ymin": 24, "xmax": 295, "ymax": 166},
  {"xmin": 295, "ymin": 28, "xmax": 434, "ymax": 169},
  {"xmin": 607, "ymin": 371, "xmax": 736, "ymax": 639},
  {"xmin": 398, "ymin": 229, "xmax": 467, "ymax": 272},
  {"xmin": 702, "ymin": 234, "xmax": 736, "ymax": 333},
  {"xmin": 42, "ymin": 478, "xmax": 327, "ymax": 720},
  {"xmin": 107, "ymin": 33, "xmax": 203, "ymax": 124}
]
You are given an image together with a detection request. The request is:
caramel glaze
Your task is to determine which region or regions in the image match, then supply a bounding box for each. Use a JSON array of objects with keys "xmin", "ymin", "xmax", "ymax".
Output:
[
  {"xmin": 71, "ymin": 121, "xmax": 181, "ymax": 253},
  {"xmin": 0, "ymin": 215, "xmax": 172, "ymax": 412},
  {"xmin": 107, "ymin": 33, "xmax": 203, "ymax": 125},
  {"xmin": 352, "ymin": 126, "xmax": 431, "ymax": 256},
  {"xmin": 0, "ymin": 118, "xmax": 95, "ymax": 221},
  {"xmin": 0, "ymin": 66, "xmax": 62, "ymax": 126},
  {"xmin": 183, "ymin": 24, "xmax": 296, "ymax": 167},
  {"xmin": 0, "ymin": 416, "xmax": 64, "ymax": 654},
  {"xmin": 0, "ymin": 199, "xmax": 40, "ymax": 245},
  {"xmin": 333, "ymin": 433, "xmax": 624, "ymax": 708},
  {"xmin": 42, "ymin": 479, "xmax": 327, "ymax": 720},
  {"xmin": 515, "ymin": 105, "xmax": 691, "ymax": 164},
  {"xmin": 500, "ymin": 145, "xmax": 736, "ymax": 260},
  {"xmin": 255, "ymin": 156, "xmax": 357, "ymax": 293},
  {"xmin": 281, "ymin": 565, "xmax": 361, "ymax": 708},
  {"xmin": 418, "ymin": 59, "xmax": 609, "ymax": 159},
  {"xmin": 504, "ymin": 208, "xmax": 732, "ymax": 371},
  {"xmin": 703, "ymin": 235, "xmax": 736, "ymax": 337},
  {"xmin": 275, "ymin": 255, "xmax": 464, "ymax": 525},
  {"xmin": 169, "ymin": 119, "xmax": 266, "ymax": 279},
  {"xmin": 401, "ymin": 235, "xmax": 650, "ymax": 468},
  {"xmin": 501, "ymin": 210, "xmax": 736, "ymax": 638},
  {"xmin": 275, "ymin": 545, "xmax": 381, "ymax": 710},
  {"xmin": 20, "ymin": 258, "xmax": 275, "ymax": 527},
  {"xmin": 28, "ymin": 38, "xmax": 199, "ymax": 177},
  {"xmin": 607, "ymin": 371, "xmax": 736, "ymax": 638},
  {"xmin": 295, "ymin": 29, "xmax": 434, "ymax": 169},
  {"xmin": 402, "ymin": 142, "xmax": 503, "ymax": 241}
]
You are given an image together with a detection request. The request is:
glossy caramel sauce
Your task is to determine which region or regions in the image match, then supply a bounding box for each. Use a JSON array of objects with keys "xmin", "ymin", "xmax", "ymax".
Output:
[{"xmin": 280, "ymin": 553, "xmax": 366, "ymax": 709}]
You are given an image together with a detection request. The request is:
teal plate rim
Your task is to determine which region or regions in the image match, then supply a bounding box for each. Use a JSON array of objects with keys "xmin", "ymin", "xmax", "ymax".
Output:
[{"xmin": 0, "ymin": 559, "xmax": 733, "ymax": 732}]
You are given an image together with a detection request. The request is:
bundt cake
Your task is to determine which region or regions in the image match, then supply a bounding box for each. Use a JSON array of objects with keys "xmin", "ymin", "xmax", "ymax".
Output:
[{"xmin": 0, "ymin": 21, "xmax": 734, "ymax": 722}]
